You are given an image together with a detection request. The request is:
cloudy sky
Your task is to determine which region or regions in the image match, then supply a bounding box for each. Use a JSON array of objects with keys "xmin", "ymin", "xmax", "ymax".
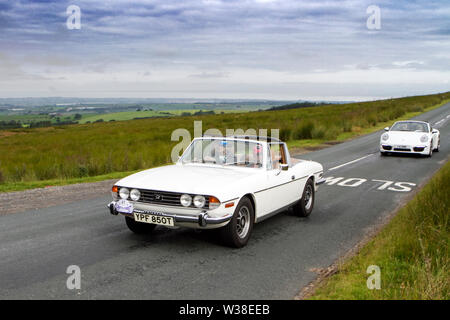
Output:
[{"xmin": 0, "ymin": 0, "xmax": 449, "ymax": 100}]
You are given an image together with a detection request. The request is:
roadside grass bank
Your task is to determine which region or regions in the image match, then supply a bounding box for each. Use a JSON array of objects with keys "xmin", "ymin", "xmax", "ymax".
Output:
[
  {"xmin": 0, "ymin": 92, "xmax": 449, "ymax": 192},
  {"xmin": 0, "ymin": 170, "xmax": 140, "ymax": 193},
  {"xmin": 307, "ymin": 160, "xmax": 450, "ymax": 300}
]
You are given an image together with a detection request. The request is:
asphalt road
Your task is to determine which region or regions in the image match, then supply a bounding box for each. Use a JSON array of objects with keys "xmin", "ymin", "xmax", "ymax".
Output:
[{"xmin": 0, "ymin": 103, "xmax": 449, "ymax": 299}]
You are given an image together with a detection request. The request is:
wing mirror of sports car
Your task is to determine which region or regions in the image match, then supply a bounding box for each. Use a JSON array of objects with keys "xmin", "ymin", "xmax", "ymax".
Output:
[
  {"xmin": 432, "ymin": 129, "xmax": 438, "ymax": 134},
  {"xmin": 384, "ymin": 127, "xmax": 389, "ymax": 131}
]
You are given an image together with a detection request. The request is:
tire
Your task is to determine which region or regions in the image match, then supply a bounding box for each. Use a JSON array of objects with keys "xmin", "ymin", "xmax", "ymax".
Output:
[
  {"xmin": 219, "ymin": 197, "xmax": 254, "ymax": 248},
  {"xmin": 380, "ymin": 151, "xmax": 387, "ymax": 156},
  {"xmin": 293, "ymin": 178, "xmax": 315, "ymax": 217},
  {"xmin": 428, "ymin": 141, "xmax": 433, "ymax": 157},
  {"xmin": 125, "ymin": 216, "xmax": 157, "ymax": 234}
]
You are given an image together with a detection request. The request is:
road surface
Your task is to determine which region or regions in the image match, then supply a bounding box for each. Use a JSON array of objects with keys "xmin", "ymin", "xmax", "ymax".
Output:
[{"xmin": 0, "ymin": 103, "xmax": 449, "ymax": 299}]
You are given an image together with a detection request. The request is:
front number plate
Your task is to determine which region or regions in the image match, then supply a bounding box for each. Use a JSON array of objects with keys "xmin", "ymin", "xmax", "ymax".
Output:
[{"xmin": 133, "ymin": 212, "xmax": 174, "ymax": 226}]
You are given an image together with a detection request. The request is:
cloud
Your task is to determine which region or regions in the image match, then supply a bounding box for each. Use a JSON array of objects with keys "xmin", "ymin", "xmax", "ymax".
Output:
[{"xmin": 0, "ymin": 0, "xmax": 448, "ymax": 99}]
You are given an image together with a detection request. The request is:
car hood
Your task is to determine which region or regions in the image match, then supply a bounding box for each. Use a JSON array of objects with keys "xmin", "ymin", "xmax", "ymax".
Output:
[
  {"xmin": 384, "ymin": 131, "xmax": 429, "ymax": 145},
  {"xmin": 115, "ymin": 164, "xmax": 258, "ymax": 196}
]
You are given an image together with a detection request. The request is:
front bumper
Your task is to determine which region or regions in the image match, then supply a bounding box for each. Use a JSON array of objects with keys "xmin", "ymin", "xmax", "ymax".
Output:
[
  {"xmin": 107, "ymin": 201, "xmax": 233, "ymax": 229},
  {"xmin": 380, "ymin": 144, "xmax": 429, "ymax": 155}
]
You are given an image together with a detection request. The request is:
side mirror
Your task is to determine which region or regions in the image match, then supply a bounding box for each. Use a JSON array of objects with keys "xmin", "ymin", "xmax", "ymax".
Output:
[
  {"xmin": 432, "ymin": 129, "xmax": 438, "ymax": 134},
  {"xmin": 384, "ymin": 127, "xmax": 389, "ymax": 131},
  {"xmin": 280, "ymin": 164, "xmax": 289, "ymax": 171}
]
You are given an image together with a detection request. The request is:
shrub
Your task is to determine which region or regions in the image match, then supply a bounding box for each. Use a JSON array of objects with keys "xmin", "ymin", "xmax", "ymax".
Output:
[
  {"xmin": 294, "ymin": 121, "xmax": 315, "ymax": 139},
  {"xmin": 279, "ymin": 127, "xmax": 292, "ymax": 141}
]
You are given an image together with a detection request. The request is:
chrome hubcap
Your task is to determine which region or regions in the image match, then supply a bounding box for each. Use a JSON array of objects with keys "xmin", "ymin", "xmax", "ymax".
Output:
[
  {"xmin": 236, "ymin": 206, "xmax": 250, "ymax": 238},
  {"xmin": 304, "ymin": 185, "xmax": 313, "ymax": 210}
]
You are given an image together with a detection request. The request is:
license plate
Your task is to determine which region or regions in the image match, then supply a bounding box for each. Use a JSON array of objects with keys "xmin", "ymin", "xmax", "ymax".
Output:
[
  {"xmin": 133, "ymin": 212, "xmax": 174, "ymax": 226},
  {"xmin": 396, "ymin": 145, "xmax": 409, "ymax": 149},
  {"xmin": 115, "ymin": 199, "xmax": 133, "ymax": 214}
]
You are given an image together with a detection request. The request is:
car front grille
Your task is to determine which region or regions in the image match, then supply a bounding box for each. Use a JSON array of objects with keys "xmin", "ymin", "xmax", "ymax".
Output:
[{"xmin": 131, "ymin": 189, "xmax": 210, "ymax": 208}]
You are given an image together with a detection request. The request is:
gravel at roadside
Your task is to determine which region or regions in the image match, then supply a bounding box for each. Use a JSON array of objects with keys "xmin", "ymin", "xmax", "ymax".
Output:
[{"xmin": 0, "ymin": 179, "xmax": 117, "ymax": 215}]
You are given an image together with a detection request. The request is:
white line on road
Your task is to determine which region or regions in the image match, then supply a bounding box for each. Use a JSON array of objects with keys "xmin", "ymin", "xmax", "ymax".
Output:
[
  {"xmin": 434, "ymin": 119, "xmax": 445, "ymax": 125},
  {"xmin": 328, "ymin": 154, "xmax": 374, "ymax": 171}
]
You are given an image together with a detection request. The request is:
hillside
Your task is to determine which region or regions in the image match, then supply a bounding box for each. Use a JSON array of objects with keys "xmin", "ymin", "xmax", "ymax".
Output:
[{"xmin": 0, "ymin": 92, "xmax": 449, "ymax": 189}]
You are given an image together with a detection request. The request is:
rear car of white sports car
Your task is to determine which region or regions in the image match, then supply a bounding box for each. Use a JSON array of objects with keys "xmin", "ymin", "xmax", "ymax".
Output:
[
  {"xmin": 380, "ymin": 120, "xmax": 440, "ymax": 157},
  {"xmin": 108, "ymin": 136, "xmax": 324, "ymax": 247}
]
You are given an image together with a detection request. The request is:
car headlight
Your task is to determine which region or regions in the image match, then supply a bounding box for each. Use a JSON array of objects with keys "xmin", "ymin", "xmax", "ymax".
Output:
[
  {"xmin": 130, "ymin": 189, "xmax": 140, "ymax": 201},
  {"xmin": 381, "ymin": 133, "xmax": 389, "ymax": 141},
  {"xmin": 193, "ymin": 195, "xmax": 206, "ymax": 208},
  {"xmin": 180, "ymin": 194, "xmax": 192, "ymax": 207},
  {"xmin": 420, "ymin": 135, "xmax": 428, "ymax": 143},
  {"xmin": 119, "ymin": 187, "xmax": 129, "ymax": 200}
]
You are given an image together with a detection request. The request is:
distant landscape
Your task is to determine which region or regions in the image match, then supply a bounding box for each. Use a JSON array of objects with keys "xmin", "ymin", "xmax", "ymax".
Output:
[
  {"xmin": 0, "ymin": 92, "xmax": 448, "ymax": 191},
  {"xmin": 0, "ymin": 98, "xmax": 296, "ymax": 129}
]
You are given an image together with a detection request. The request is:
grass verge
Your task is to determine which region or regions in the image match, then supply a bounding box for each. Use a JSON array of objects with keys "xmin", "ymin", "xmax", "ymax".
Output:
[
  {"xmin": 308, "ymin": 160, "xmax": 449, "ymax": 300},
  {"xmin": 0, "ymin": 170, "xmax": 140, "ymax": 193}
]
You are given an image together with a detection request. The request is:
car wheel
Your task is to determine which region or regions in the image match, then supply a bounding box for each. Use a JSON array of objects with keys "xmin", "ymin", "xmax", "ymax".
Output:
[
  {"xmin": 293, "ymin": 178, "xmax": 315, "ymax": 217},
  {"xmin": 125, "ymin": 216, "xmax": 157, "ymax": 234},
  {"xmin": 219, "ymin": 197, "xmax": 254, "ymax": 248},
  {"xmin": 428, "ymin": 141, "xmax": 433, "ymax": 157},
  {"xmin": 380, "ymin": 151, "xmax": 387, "ymax": 156}
]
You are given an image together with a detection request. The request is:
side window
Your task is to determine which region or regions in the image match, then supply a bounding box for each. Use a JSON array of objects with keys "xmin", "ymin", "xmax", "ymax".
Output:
[{"xmin": 269, "ymin": 143, "xmax": 287, "ymax": 170}]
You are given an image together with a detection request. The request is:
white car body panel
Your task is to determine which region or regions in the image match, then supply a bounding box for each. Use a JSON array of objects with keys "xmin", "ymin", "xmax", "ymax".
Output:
[{"xmin": 109, "ymin": 136, "xmax": 324, "ymax": 229}]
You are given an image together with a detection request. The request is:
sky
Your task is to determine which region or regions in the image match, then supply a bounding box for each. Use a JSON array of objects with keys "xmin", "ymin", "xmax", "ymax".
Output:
[{"xmin": 0, "ymin": 0, "xmax": 449, "ymax": 101}]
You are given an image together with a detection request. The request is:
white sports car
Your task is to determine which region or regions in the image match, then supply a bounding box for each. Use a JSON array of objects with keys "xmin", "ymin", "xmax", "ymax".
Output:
[
  {"xmin": 108, "ymin": 136, "xmax": 325, "ymax": 247},
  {"xmin": 380, "ymin": 120, "xmax": 440, "ymax": 157}
]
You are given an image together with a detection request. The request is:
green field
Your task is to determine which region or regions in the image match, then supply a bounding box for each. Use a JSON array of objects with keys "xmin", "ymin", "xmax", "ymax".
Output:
[
  {"xmin": 309, "ymin": 160, "xmax": 450, "ymax": 300},
  {"xmin": 0, "ymin": 92, "xmax": 449, "ymax": 190},
  {"xmin": 78, "ymin": 108, "xmax": 251, "ymax": 124}
]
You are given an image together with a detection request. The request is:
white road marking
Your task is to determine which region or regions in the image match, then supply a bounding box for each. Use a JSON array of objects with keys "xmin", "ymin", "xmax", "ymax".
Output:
[
  {"xmin": 323, "ymin": 177, "xmax": 416, "ymax": 192},
  {"xmin": 328, "ymin": 154, "xmax": 373, "ymax": 171},
  {"xmin": 434, "ymin": 114, "xmax": 450, "ymax": 127}
]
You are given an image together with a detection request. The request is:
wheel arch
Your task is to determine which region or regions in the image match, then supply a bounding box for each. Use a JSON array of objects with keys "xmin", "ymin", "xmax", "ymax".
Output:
[{"xmin": 240, "ymin": 193, "xmax": 257, "ymax": 222}]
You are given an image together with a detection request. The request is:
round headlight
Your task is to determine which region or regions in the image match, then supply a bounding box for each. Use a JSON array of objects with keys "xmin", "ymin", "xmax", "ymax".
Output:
[
  {"xmin": 119, "ymin": 187, "xmax": 129, "ymax": 200},
  {"xmin": 193, "ymin": 195, "xmax": 206, "ymax": 208},
  {"xmin": 420, "ymin": 134, "xmax": 428, "ymax": 143},
  {"xmin": 381, "ymin": 133, "xmax": 389, "ymax": 141},
  {"xmin": 130, "ymin": 189, "xmax": 140, "ymax": 201},
  {"xmin": 180, "ymin": 194, "xmax": 192, "ymax": 207}
]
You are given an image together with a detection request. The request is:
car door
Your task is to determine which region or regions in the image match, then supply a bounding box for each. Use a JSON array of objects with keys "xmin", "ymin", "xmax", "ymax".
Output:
[{"xmin": 255, "ymin": 143, "xmax": 297, "ymax": 218}]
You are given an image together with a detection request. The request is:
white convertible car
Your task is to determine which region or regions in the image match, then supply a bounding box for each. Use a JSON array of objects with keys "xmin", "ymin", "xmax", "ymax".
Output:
[
  {"xmin": 108, "ymin": 136, "xmax": 325, "ymax": 247},
  {"xmin": 380, "ymin": 120, "xmax": 440, "ymax": 157}
]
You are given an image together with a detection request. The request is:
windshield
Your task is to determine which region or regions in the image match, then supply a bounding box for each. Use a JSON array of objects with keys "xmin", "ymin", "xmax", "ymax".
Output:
[
  {"xmin": 390, "ymin": 122, "xmax": 428, "ymax": 132},
  {"xmin": 181, "ymin": 139, "xmax": 264, "ymax": 168}
]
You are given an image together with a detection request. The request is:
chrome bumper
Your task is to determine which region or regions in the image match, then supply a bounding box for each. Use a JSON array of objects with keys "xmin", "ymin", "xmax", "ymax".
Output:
[{"xmin": 107, "ymin": 201, "xmax": 232, "ymax": 227}]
